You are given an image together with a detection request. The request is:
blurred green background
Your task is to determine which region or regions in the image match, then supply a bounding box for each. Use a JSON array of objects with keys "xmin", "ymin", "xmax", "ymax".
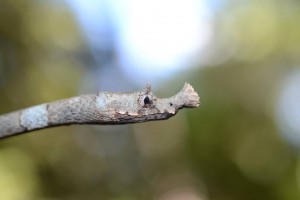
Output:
[{"xmin": 1, "ymin": 0, "xmax": 300, "ymax": 200}]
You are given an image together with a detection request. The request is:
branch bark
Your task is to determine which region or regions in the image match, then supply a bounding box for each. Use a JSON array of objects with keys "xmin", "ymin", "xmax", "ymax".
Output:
[{"xmin": 0, "ymin": 82, "xmax": 200, "ymax": 139}]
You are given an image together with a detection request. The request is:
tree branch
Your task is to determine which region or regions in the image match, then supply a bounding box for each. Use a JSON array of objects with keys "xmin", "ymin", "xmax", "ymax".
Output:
[{"xmin": 0, "ymin": 82, "xmax": 200, "ymax": 139}]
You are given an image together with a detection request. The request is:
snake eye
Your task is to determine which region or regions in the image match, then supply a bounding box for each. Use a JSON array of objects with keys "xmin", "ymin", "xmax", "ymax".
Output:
[{"xmin": 144, "ymin": 96, "xmax": 150, "ymax": 105}]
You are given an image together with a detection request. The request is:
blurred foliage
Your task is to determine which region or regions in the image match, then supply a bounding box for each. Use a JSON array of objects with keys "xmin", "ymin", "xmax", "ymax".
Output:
[{"xmin": 1, "ymin": 0, "xmax": 300, "ymax": 200}]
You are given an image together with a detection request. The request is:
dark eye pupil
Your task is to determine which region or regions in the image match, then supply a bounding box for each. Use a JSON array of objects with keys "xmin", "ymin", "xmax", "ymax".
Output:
[{"xmin": 144, "ymin": 96, "xmax": 150, "ymax": 105}]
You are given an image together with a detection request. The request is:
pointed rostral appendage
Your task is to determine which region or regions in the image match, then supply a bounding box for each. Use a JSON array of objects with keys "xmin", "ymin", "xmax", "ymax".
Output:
[{"xmin": 0, "ymin": 82, "xmax": 200, "ymax": 139}]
